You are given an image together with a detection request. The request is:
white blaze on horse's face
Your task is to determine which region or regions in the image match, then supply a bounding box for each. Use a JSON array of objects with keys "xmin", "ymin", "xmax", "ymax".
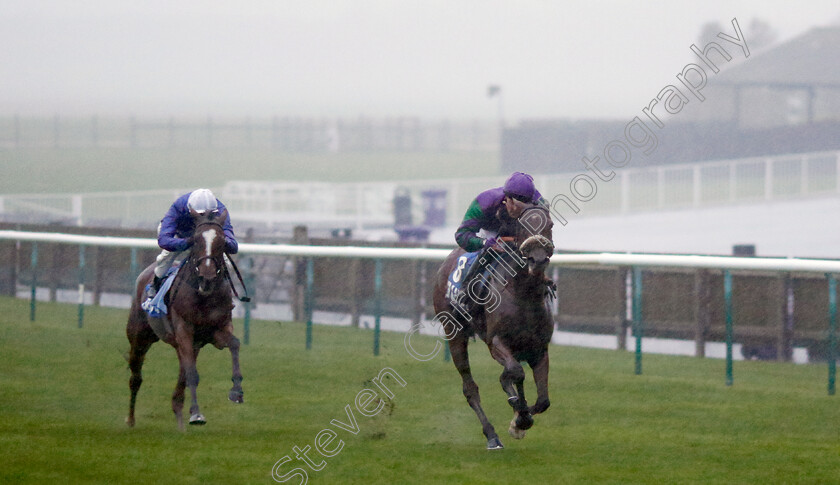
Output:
[{"xmin": 202, "ymin": 229, "xmax": 215, "ymax": 265}]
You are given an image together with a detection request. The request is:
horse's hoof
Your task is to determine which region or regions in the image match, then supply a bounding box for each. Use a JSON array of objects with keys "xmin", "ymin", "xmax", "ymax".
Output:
[
  {"xmin": 189, "ymin": 413, "xmax": 206, "ymax": 425},
  {"xmin": 486, "ymin": 437, "xmax": 504, "ymax": 450},
  {"xmin": 516, "ymin": 415, "xmax": 534, "ymax": 431},
  {"xmin": 229, "ymin": 390, "xmax": 244, "ymax": 404},
  {"xmin": 126, "ymin": 416, "xmax": 135, "ymax": 428},
  {"xmin": 509, "ymin": 419, "xmax": 527, "ymax": 440}
]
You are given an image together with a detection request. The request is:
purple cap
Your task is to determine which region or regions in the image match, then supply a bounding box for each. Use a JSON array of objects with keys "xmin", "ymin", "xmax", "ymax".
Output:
[{"xmin": 503, "ymin": 172, "xmax": 536, "ymax": 200}]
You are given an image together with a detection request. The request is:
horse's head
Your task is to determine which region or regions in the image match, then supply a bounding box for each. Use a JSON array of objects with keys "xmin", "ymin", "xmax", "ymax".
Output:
[
  {"xmin": 519, "ymin": 234, "xmax": 555, "ymax": 277},
  {"xmin": 188, "ymin": 208, "xmax": 228, "ymax": 296},
  {"xmin": 500, "ymin": 203, "xmax": 555, "ymax": 277}
]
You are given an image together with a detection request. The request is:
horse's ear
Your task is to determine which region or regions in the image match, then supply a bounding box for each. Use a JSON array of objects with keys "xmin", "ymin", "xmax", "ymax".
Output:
[
  {"xmin": 497, "ymin": 206, "xmax": 514, "ymax": 223},
  {"xmin": 214, "ymin": 208, "xmax": 228, "ymax": 223},
  {"xmin": 189, "ymin": 208, "xmax": 202, "ymax": 219}
]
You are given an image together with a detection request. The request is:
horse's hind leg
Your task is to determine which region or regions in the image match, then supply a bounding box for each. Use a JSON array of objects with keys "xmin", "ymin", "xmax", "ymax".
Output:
[
  {"xmin": 172, "ymin": 365, "xmax": 187, "ymax": 430},
  {"xmin": 449, "ymin": 333, "xmax": 503, "ymax": 450},
  {"xmin": 212, "ymin": 326, "xmax": 244, "ymax": 403},
  {"xmin": 126, "ymin": 329, "xmax": 156, "ymax": 428}
]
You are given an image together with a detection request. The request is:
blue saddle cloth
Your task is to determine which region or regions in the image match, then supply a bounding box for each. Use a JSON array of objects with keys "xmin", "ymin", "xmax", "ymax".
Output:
[
  {"xmin": 445, "ymin": 251, "xmax": 480, "ymax": 310},
  {"xmin": 140, "ymin": 265, "xmax": 180, "ymax": 318}
]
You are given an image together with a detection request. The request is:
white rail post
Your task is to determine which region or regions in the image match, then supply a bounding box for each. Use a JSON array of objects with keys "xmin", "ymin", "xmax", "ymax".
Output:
[
  {"xmin": 657, "ymin": 167, "xmax": 665, "ymax": 208},
  {"xmin": 764, "ymin": 158, "xmax": 774, "ymax": 201},
  {"xmin": 836, "ymin": 152, "xmax": 840, "ymax": 194},
  {"xmin": 693, "ymin": 166, "xmax": 701, "ymax": 208},
  {"xmin": 72, "ymin": 195, "xmax": 83, "ymax": 226},
  {"xmin": 620, "ymin": 170, "xmax": 630, "ymax": 213},
  {"xmin": 729, "ymin": 162, "xmax": 737, "ymax": 202},
  {"xmin": 801, "ymin": 155, "xmax": 809, "ymax": 196}
]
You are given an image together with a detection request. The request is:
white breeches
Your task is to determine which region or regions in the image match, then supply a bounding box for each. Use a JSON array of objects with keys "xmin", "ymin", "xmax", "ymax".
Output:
[{"xmin": 154, "ymin": 249, "xmax": 189, "ymax": 279}]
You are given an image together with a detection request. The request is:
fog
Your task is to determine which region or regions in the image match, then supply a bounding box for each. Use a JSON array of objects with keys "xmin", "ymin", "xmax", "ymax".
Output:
[{"xmin": 2, "ymin": 0, "xmax": 838, "ymax": 122}]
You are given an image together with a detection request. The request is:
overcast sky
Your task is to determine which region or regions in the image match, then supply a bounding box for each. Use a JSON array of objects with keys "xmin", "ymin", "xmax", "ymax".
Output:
[{"xmin": 2, "ymin": 1, "xmax": 838, "ymax": 122}]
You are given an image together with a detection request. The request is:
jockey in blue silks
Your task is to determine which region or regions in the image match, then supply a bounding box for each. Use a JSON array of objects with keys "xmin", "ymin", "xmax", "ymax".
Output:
[{"xmin": 146, "ymin": 188, "xmax": 238, "ymax": 299}]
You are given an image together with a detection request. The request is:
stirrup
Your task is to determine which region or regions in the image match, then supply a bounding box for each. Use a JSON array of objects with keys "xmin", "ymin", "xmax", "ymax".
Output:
[{"xmin": 145, "ymin": 277, "xmax": 162, "ymax": 300}]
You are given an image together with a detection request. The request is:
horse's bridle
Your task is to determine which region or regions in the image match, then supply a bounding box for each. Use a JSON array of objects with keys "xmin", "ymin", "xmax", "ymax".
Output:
[
  {"xmin": 172, "ymin": 220, "xmax": 250, "ymax": 302},
  {"xmin": 505, "ymin": 205, "xmax": 551, "ymax": 250},
  {"xmin": 182, "ymin": 220, "xmax": 226, "ymax": 291},
  {"xmin": 193, "ymin": 220, "xmax": 226, "ymax": 265}
]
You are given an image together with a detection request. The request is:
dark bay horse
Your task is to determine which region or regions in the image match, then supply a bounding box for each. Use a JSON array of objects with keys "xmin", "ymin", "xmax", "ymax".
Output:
[
  {"xmin": 433, "ymin": 203, "xmax": 554, "ymax": 449},
  {"xmin": 126, "ymin": 209, "xmax": 244, "ymax": 429}
]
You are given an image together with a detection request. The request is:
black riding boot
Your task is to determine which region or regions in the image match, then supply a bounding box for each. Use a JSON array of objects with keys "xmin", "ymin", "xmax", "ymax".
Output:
[
  {"xmin": 458, "ymin": 249, "xmax": 491, "ymax": 312},
  {"xmin": 146, "ymin": 276, "xmax": 163, "ymax": 299}
]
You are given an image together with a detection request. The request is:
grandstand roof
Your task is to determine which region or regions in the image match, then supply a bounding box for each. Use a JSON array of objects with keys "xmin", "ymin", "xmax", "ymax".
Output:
[{"xmin": 717, "ymin": 26, "xmax": 840, "ymax": 87}]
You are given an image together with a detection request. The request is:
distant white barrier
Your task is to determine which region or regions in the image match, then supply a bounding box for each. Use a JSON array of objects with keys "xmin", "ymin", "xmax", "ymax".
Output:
[
  {"xmin": 3, "ymin": 229, "xmax": 840, "ymax": 272},
  {"xmin": 550, "ymin": 252, "xmax": 840, "ymax": 274},
  {"xmin": 0, "ymin": 230, "xmax": 452, "ymax": 261},
  {"xmin": 0, "ymin": 230, "xmax": 159, "ymax": 249},
  {"xmin": 4, "ymin": 150, "xmax": 838, "ymax": 230}
]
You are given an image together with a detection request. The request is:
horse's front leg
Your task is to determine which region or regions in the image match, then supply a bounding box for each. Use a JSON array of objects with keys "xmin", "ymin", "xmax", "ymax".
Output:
[
  {"xmin": 528, "ymin": 349, "xmax": 550, "ymax": 415},
  {"xmin": 212, "ymin": 324, "xmax": 244, "ymax": 403},
  {"xmin": 173, "ymin": 320, "xmax": 204, "ymax": 427},
  {"xmin": 489, "ymin": 335, "xmax": 533, "ymax": 438}
]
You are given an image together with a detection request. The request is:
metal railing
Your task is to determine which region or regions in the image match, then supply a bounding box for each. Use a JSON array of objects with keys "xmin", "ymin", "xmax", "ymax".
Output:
[
  {"xmin": 0, "ymin": 229, "xmax": 837, "ymax": 395},
  {"xmin": 2, "ymin": 151, "xmax": 839, "ymax": 230}
]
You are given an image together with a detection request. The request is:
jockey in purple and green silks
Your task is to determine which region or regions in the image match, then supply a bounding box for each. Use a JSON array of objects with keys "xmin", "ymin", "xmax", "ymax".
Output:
[{"xmin": 455, "ymin": 172, "xmax": 546, "ymax": 253}]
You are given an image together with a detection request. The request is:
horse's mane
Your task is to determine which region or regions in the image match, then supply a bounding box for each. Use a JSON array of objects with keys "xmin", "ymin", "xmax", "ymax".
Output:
[{"xmin": 498, "ymin": 203, "xmax": 553, "ymax": 248}]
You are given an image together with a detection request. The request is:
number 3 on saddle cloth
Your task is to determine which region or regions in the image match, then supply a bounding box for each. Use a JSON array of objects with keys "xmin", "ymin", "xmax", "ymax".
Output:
[
  {"xmin": 445, "ymin": 251, "xmax": 494, "ymax": 314},
  {"xmin": 141, "ymin": 264, "xmax": 180, "ymax": 319}
]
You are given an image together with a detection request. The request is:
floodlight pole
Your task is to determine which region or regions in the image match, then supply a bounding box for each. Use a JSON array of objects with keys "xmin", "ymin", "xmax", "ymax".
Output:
[
  {"xmin": 496, "ymin": 89, "xmax": 504, "ymax": 133},
  {"xmin": 487, "ymin": 85, "xmax": 504, "ymax": 145}
]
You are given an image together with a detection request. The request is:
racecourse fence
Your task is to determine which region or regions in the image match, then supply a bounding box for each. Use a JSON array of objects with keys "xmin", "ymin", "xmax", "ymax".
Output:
[
  {"xmin": 2, "ymin": 150, "xmax": 838, "ymax": 231},
  {"xmin": 0, "ymin": 115, "xmax": 497, "ymax": 152},
  {"xmin": 0, "ymin": 226, "xmax": 837, "ymax": 394}
]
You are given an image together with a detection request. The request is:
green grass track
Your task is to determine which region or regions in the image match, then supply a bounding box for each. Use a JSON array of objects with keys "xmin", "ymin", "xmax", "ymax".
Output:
[{"xmin": 0, "ymin": 296, "xmax": 838, "ymax": 484}]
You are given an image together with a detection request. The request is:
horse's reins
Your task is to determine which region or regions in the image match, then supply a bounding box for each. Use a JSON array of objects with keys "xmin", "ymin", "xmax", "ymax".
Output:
[
  {"xmin": 224, "ymin": 256, "xmax": 251, "ymax": 303},
  {"xmin": 196, "ymin": 220, "xmax": 252, "ymax": 303},
  {"xmin": 490, "ymin": 206, "xmax": 555, "ymax": 300},
  {"xmin": 169, "ymin": 221, "xmax": 251, "ymax": 305}
]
